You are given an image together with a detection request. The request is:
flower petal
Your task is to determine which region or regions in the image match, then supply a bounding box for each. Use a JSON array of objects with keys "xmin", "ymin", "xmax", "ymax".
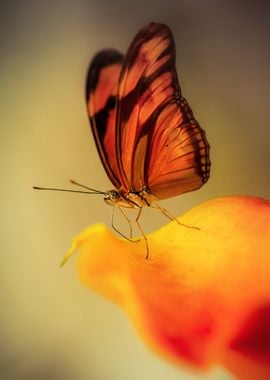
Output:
[{"xmin": 67, "ymin": 196, "xmax": 270, "ymax": 378}]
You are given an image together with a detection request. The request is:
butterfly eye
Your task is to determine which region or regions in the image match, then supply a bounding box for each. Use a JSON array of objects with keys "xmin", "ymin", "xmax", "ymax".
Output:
[
  {"xmin": 110, "ymin": 190, "xmax": 120, "ymax": 200},
  {"xmin": 104, "ymin": 190, "xmax": 121, "ymax": 205}
]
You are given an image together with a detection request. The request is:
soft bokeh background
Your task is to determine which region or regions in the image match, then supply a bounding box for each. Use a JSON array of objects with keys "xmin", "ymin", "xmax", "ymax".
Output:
[{"xmin": 1, "ymin": 1, "xmax": 269, "ymax": 379}]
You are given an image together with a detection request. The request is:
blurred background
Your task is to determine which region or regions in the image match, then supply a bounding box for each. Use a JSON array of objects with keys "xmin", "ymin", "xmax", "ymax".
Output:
[{"xmin": 1, "ymin": 1, "xmax": 269, "ymax": 379}]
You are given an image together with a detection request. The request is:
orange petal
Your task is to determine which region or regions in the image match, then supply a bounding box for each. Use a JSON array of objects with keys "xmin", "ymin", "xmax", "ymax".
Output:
[{"xmin": 66, "ymin": 196, "xmax": 270, "ymax": 378}]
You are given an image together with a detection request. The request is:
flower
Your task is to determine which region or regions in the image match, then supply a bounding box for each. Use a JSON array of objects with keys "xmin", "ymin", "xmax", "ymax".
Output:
[{"xmin": 64, "ymin": 196, "xmax": 270, "ymax": 379}]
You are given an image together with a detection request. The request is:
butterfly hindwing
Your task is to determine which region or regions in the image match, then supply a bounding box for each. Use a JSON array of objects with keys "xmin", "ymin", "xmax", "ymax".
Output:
[
  {"xmin": 146, "ymin": 98, "xmax": 210, "ymax": 199},
  {"xmin": 86, "ymin": 50, "xmax": 124, "ymax": 189}
]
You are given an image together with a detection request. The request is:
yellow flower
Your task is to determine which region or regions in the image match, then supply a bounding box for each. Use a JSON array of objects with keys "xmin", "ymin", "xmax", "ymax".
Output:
[{"xmin": 64, "ymin": 196, "xmax": 270, "ymax": 379}]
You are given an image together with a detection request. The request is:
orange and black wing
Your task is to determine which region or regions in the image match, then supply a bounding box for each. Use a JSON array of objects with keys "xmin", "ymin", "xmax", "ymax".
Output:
[
  {"xmin": 86, "ymin": 49, "xmax": 124, "ymax": 189},
  {"xmin": 115, "ymin": 23, "xmax": 210, "ymax": 198}
]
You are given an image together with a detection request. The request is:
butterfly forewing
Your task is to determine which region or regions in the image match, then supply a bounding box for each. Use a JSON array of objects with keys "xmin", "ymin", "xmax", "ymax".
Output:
[
  {"xmin": 86, "ymin": 50, "xmax": 124, "ymax": 189},
  {"xmin": 115, "ymin": 23, "xmax": 180, "ymax": 192}
]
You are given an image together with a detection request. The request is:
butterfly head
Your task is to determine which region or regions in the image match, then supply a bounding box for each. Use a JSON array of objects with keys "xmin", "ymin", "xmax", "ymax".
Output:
[{"xmin": 104, "ymin": 190, "xmax": 123, "ymax": 206}]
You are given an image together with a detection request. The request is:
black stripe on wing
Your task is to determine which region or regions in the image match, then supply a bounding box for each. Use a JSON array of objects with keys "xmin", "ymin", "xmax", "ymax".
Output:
[{"xmin": 86, "ymin": 50, "xmax": 124, "ymax": 189}]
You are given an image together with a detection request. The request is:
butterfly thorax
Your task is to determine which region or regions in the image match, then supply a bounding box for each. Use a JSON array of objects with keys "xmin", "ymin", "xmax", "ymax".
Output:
[{"xmin": 104, "ymin": 188, "xmax": 154, "ymax": 208}]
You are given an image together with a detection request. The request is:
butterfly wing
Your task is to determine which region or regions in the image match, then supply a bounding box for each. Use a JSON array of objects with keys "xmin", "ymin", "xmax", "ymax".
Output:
[
  {"xmin": 86, "ymin": 49, "xmax": 124, "ymax": 189},
  {"xmin": 115, "ymin": 23, "xmax": 210, "ymax": 198},
  {"xmin": 146, "ymin": 98, "xmax": 210, "ymax": 199}
]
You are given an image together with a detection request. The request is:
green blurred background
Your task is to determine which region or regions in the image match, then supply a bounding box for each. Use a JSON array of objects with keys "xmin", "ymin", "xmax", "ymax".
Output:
[{"xmin": 1, "ymin": 1, "xmax": 269, "ymax": 379}]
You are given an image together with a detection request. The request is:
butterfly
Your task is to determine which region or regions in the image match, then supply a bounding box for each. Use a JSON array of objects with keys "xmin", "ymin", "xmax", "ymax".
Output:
[
  {"xmin": 86, "ymin": 23, "xmax": 210, "ymax": 250},
  {"xmin": 34, "ymin": 23, "xmax": 210, "ymax": 260}
]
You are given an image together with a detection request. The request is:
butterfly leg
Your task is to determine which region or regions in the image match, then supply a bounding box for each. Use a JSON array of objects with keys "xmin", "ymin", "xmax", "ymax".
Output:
[
  {"xmin": 135, "ymin": 207, "xmax": 149, "ymax": 259},
  {"xmin": 150, "ymin": 201, "xmax": 200, "ymax": 230},
  {"xmin": 117, "ymin": 206, "xmax": 133, "ymax": 239},
  {"xmin": 110, "ymin": 206, "xmax": 139, "ymax": 242}
]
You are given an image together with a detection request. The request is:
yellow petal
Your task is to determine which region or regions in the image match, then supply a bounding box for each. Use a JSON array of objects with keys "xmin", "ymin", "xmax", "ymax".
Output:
[{"xmin": 67, "ymin": 196, "xmax": 270, "ymax": 378}]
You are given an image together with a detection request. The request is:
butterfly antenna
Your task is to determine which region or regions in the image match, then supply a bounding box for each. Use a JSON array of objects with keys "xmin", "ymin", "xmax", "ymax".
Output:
[
  {"xmin": 69, "ymin": 179, "xmax": 105, "ymax": 194},
  {"xmin": 33, "ymin": 185, "xmax": 104, "ymax": 195}
]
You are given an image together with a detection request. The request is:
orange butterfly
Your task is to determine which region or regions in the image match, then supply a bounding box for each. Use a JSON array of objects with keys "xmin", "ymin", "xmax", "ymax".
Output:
[
  {"xmin": 86, "ymin": 23, "xmax": 210, "ymax": 247},
  {"xmin": 35, "ymin": 23, "xmax": 210, "ymax": 259}
]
